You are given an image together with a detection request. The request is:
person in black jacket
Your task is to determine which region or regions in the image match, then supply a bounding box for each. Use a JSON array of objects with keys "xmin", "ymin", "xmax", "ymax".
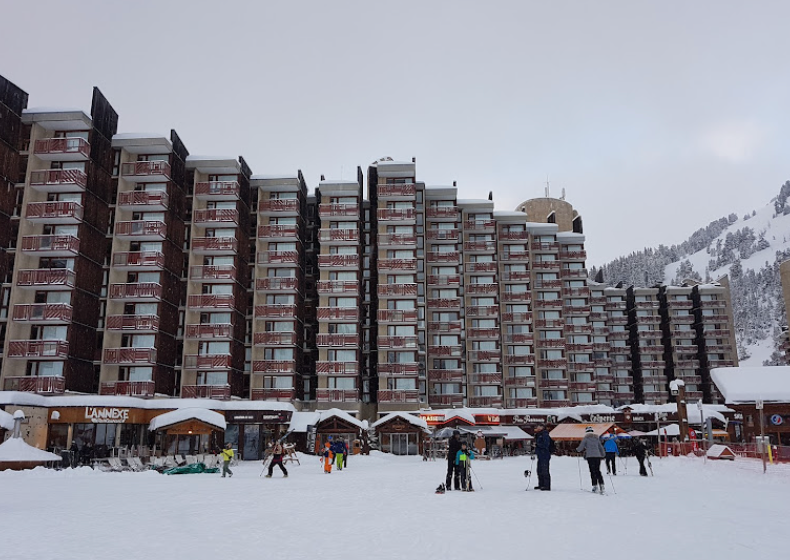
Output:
[
  {"xmin": 534, "ymin": 424, "xmax": 553, "ymax": 491},
  {"xmin": 446, "ymin": 430, "xmax": 463, "ymax": 490},
  {"xmin": 633, "ymin": 438, "xmax": 649, "ymax": 477}
]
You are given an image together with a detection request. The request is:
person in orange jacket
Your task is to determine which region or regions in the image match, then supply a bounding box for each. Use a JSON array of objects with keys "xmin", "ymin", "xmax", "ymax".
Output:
[{"xmin": 322, "ymin": 442, "xmax": 334, "ymax": 473}]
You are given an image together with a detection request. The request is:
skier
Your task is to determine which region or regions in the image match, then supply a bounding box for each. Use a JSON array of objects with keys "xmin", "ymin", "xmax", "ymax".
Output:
[
  {"xmin": 577, "ymin": 427, "xmax": 606, "ymax": 492},
  {"xmin": 534, "ymin": 424, "xmax": 554, "ymax": 491},
  {"xmin": 455, "ymin": 441, "xmax": 475, "ymax": 491},
  {"xmin": 220, "ymin": 443, "xmax": 234, "ymax": 478},
  {"xmin": 335, "ymin": 438, "xmax": 348, "ymax": 471},
  {"xmin": 603, "ymin": 434, "xmax": 619, "ymax": 475},
  {"xmin": 633, "ymin": 438, "xmax": 649, "ymax": 477},
  {"xmin": 446, "ymin": 430, "xmax": 463, "ymax": 490},
  {"xmin": 265, "ymin": 440, "xmax": 288, "ymax": 478},
  {"xmin": 322, "ymin": 442, "xmax": 334, "ymax": 474}
]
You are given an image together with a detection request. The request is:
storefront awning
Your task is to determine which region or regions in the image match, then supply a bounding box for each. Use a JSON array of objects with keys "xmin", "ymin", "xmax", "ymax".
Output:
[
  {"xmin": 549, "ymin": 423, "xmax": 613, "ymax": 441},
  {"xmin": 458, "ymin": 425, "xmax": 533, "ymax": 440}
]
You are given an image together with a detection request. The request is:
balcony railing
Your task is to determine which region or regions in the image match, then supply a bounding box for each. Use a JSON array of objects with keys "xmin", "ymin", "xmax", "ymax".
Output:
[
  {"xmin": 7, "ymin": 340, "xmax": 69, "ymax": 359},
  {"xmin": 25, "ymin": 201, "xmax": 83, "ymax": 223},
  {"xmin": 254, "ymin": 304, "xmax": 297, "ymax": 318},
  {"xmin": 561, "ymin": 269, "xmax": 588, "ymax": 279},
  {"xmin": 466, "ymin": 283, "xmax": 499, "ymax": 295},
  {"xmin": 531, "ymin": 241, "xmax": 560, "ymax": 251},
  {"xmin": 499, "ymin": 231, "xmax": 529, "ymax": 241},
  {"xmin": 377, "ymin": 389, "xmax": 420, "ymax": 404},
  {"xmin": 503, "ymin": 332, "xmax": 533, "ymax": 343},
  {"xmin": 427, "ymin": 251, "xmax": 460, "ymax": 263},
  {"xmin": 16, "ymin": 268, "xmax": 76, "ymax": 289},
  {"xmin": 468, "ymin": 328, "xmax": 501, "ymax": 339},
  {"xmin": 258, "ymin": 199, "xmax": 300, "ymax": 214},
  {"xmin": 377, "ymin": 335, "xmax": 418, "ymax": 349},
  {"xmin": 318, "ymin": 280, "xmax": 359, "ymax": 295},
  {"xmin": 377, "ymin": 208, "xmax": 416, "ymax": 221},
  {"xmin": 429, "ymin": 370, "xmax": 464, "ymax": 382},
  {"xmin": 506, "ymin": 398, "xmax": 539, "ymax": 408},
  {"xmin": 181, "ymin": 385, "xmax": 231, "ymax": 400},
  {"xmin": 377, "ymin": 283, "xmax": 417, "ymax": 297},
  {"xmin": 3, "ymin": 376, "xmax": 66, "ymax": 393},
  {"xmin": 559, "ymin": 249, "xmax": 587, "ymax": 260},
  {"xmin": 427, "ymin": 274, "xmax": 460, "ymax": 285},
  {"xmin": 668, "ymin": 300, "xmax": 693, "ymax": 308},
  {"xmin": 319, "ymin": 203, "xmax": 359, "ymax": 218},
  {"xmin": 194, "ymin": 181, "xmax": 240, "ymax": 200},
  {"xmin": 465, "ymin": 262, "xmax": 498, "ymax": 273},
  {"xmin": 34, "ymin": 137, "xmax": 90, "ymax": 160},
  {"xmin": 109, "ymin": 283, "xmax": 162, "ymax": 301},
  {"xmin": 538, "ymin": 360, "xmax": 567, "ymax": 369},
  {"xmin": 256, "ymin": 277, "xmax": 299, "ymax": 291},
  {"xmin": 112, "ymin": 251, "xmax": 165, "ymax": 269},
  {"xmin": 531, "ymin": 260, "xmax": 561, "ymax": 270},
  {"xmin": 258, "ymin": 224, "xmax": 300, "ymax": 240},
  {"xmin": 427, "ymin": 298, "xmax": 461, "ymax": 309},
  {"xmin": 464, "ymin": 220, "xmax": 496, "ymax": 232},
  {"xmin": 534, "ymin": 319, "xmax": 564, "ymax": 329},
  {"xmin": 430, "ymin": 345, "xmax": 463, "ymax": 357},
  {"xmin": 316, "ymin": 334, "xmax": 360, "ymax": 347},
  {"xmin": 468, "ymin": 350, "xmax": 501, "ymax": 362},
  {"xmin": 425, "ymin": 229, "xmax": 460, "ymax": 241},
  {"xmin": 99, "ymin": 380, "xmax": 155, "ymax": 398},
  {"xmin": 501, "ymin": 271, "xmax": 531, "ymax": 282},
  {"xmin": 12, "ymin": 303, "xmax": 73, "ymax": 323},
  {"xmin": 121, "ymin": 160, "xmax": 171, "ymax": 180},
  {"xmin": 504, "ymin": 354, "xmax": 536, "ymax": 365},
  {"xmin": 378, "ymin": 363, "xmax": 420, "ymax": 376},
  {"xmin": 184, "ymin": 354, "xmax": 232, "ymax": 369},
  {"xmin": 186, "ymin": 324, "xmax": 234, "ymax": 339},
  {"xmin": 251, "ymin": 388, "xmax": 296, "ymax": 401},
  {"xmin": 468, "ymin": 396, "xmax": 503, "ymax": 407},
  {"xmin": 192, "ymin": 237, "xmax": 238, "ymax": 254},
  {"xmin": 502, "ymin": 313, "xmax": 532, "ymax": 324},
  {"xmin": 501, "ymin": 251, "xmax": 530, "ymax": 261},
  {"xmin": 187, "ymin": 294, "xmax": 235, "ymax": 309},
  {"xmin": 253, "ymin": 360, "xmax": 296, "ymax": 373},
  {"xmin": 316, "ymin": 361, "xmax": 359, "ymax": 375},
  {"xmin": 502, "ymin": 291, "xmax": 531, "ymax": 303},
  {"xmin": 427, "ymin": 321, "xmax": 462, "ymax": 332},
  {"xmin": 193, "ymin": 208, "xmax": 239, "ymax": 225},
  {"xmin": 469, "ymin": 373, "xmax": 503, "ymax": 384},
  {"xmin": 105, "ymin": 315, "xmax": 160, "ymax": 331},
  {"xmin": 377, "ymin": 184, "xmax": 416, "ymax": 198},
  {"xmin": 116, "ymin": 190, "xmax": 169, "ymax": 209},
  {"xmin": 316, "ymin": 389, "xmax": 359, "ymax": 403},
  {"xmin": 567, "ymin": 362, "xmax": 594, "ymax": 372},
  {"xmin": 29, "ymin": 169, "xmax": 87, "ymax": 191},
  {"xmin": 318, "ymin": 229, "xmax": 358, "ymax": 243},
  {"xmin": 190, "ymin": 265, "xmax": 237, "ymax": 282},
  {"xmin": 504, "ymin": 376, "xmax": 536, "ymax": 387},
  {"xmin": 317, "ymin": 254, "xmax": 360, "ymax": 268},
  {"xmin": 21, "ymin": 235, "xmax": 80, "ymax": 255},
  {"xmin": 707, "ymin": 359, "xmax": 736, "ymax": 368},
  {"xmin": 378, "ymin": 258, "xmax": 417, "ymax": 271},
  {"xmin": 318, "ymin": 308, "xmax": 359, "ymax": 321},
  {"xmin": 426, "ymin": 206, "xmax": 458, "ymax": 218},
  {"xmin": 464, "ymin": 241, "xmax": 497, "ymax": 252},
  {"xmin": 429, "ymin": 394, "xmax": 464, "ymax": 407},
  {"xmin": 103, "ymin": 348, "xmax": 157, "ymax": 364},
  {"xmin": 466, "ymin": 306, "xmax": 499, "ymax": 318},
  {"xmin": 114, "ymin": 220, "xmax": 167, "ymax": 239},
  {"xmin": 253, "ymin": 332, "xmax": 298, "ymax": 346},
  {"xmin": 377, "ymin": 233, "xmax": 417, "ymax": 247}
]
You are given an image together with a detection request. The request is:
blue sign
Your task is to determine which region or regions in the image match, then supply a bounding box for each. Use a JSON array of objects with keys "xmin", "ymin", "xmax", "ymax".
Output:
[{"xmin": 769, "ymin": 414, "xmax": 784, "ymax": 426}]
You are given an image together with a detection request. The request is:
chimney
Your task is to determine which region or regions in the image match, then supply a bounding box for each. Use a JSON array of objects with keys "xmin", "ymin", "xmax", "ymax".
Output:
[
  {"xmin": 453, "ymin": 181, "xmax": 457, "ymax": 187},
  {"xmin": 320, "ymin": 174, "xmax": 325, "ymax": 181},
  {"xmin": 412, "ymin": 157, "xmax": 416, "ymax": 163}
]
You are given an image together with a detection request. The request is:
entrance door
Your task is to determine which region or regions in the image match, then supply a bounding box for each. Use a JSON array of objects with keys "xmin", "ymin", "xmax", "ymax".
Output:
[
  {"xmin": 243, "ymin": 425, "xmax": 260, "ymax": 460},
  {"xmin": 392, "ymin": 433, "xmax": 414, "ymax": 455}
]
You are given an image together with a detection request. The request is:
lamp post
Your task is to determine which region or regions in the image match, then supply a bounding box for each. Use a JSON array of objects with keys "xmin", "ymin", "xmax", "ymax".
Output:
[{"xmin": 756, "ymin": 399, "xmax": 766, "ymax": 474}]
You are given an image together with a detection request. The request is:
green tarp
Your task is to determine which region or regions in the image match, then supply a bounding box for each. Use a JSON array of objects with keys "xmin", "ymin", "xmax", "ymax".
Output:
[{"xmin": 163, "ymin": 462, "xmax": 220, "ymax": 475}]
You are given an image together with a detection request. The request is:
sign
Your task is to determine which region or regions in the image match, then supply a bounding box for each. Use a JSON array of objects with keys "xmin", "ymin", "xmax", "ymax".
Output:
[
  {"xmin": 589, "ymin": 414, "xmax": 615, "ymax": 423},
  {"xmin": 225, "ymin": 411, "xmax": 291, "ymax": 423},
  {"xmin": 84, "ymin": 407, "xmax": 130, "ymax": 424},
  {"xmin": 510, "ymin": 414, "xmax": 557, "ymax": 425},
  {"xmin": 770, "ymin": 414, "xmax": 784, "ymax": 426},
  {"xmin": 421, "ymin": 414, "xmax": 445, "ymax": 425},
  {"xmin": 756, "ymin": 400, "xmax": 764, "ymax": 410},
  {"xmin": 474, "ymin": 414, "xmax": 500, "ymax": 425}
]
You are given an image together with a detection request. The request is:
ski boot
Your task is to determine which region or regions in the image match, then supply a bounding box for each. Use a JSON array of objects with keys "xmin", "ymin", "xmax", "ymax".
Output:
[{"xmin": 435, "ymin": 483, "xmax": 446, "ymax": 494}]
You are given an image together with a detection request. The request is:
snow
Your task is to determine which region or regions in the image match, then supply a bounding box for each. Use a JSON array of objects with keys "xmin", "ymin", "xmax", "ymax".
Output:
[
  {"xmin": 22, "ymin": 107, "xmax": 84, "ymax": 114},
  {"xmin": 711, "ymin": 366, "xmax": 790, "ymax": 403},
  {"xmin": 738, "ymin": 336, "xmax": 776, "ymax": 366},
  {"xmin": 1, "ymin": 453, "xmax": 788, "ymax": 560},
  {"xmin": 644, "ymin": 423, "xmax": 681, "ymax": 436},
  {"xmin": 0, "ymin": 409, "xmax": 13, "ymax": 430},
  {"xmin": 149, "ymin": 408, "xmax": 226, "ymax": 431},
  {"xmin": 669, "ymin": 379, "xmax": 685, "ymax": 390},
  {"xmin": 288, "ymin": 411, "xmax": 321, "ymax": 433},
  {"xmin": 315, "ymin": 408, "xmax": 366, "ymax": 430},
  {"xmin": 111, "ymin": 132, "xmax": 168, "ymax": 140},
  {"xmin": 12, "ymin": 409, "xmax": 24, "ymax": 419},
  {"xmin": 619, "ymin": 403, "xmax": 732, "ymax": 424},
  {"xmin": 707, "ymin": 444, "xmax": 736, "ymax": 459},
  {"xmin": 251, "ymin": 174, "xmax": 298, "ymax": 180},
  {"xmin": 0, "ymin": 438, "xmax": 61, "ymax": 463},
  {"xmin": 372, "ymin": 412, "xmax": 429, "ymax": 431}
]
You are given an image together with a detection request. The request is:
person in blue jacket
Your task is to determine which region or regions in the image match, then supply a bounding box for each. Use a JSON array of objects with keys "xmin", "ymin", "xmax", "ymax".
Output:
[
  {"xmin": 533, "ymin": 424, "xmax": 554, "ymax": 491},
  {"xmin": 603, "ymin": 434, "xmax": 619, "ymax": 475},
  {"xmin": 454, "ymin": 441, "xmax": 475, "ymax": 491}
]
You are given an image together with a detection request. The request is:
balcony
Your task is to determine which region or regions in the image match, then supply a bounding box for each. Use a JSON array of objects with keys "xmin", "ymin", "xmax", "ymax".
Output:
[
  {"xmin": 121, "ymin": 160, "xmax": 171, "ymax": 182},
  {"xmin": 318, "ymin": 280, "xmax": 359, "ymax": 295},
  {"xmin": 316, "ymin": 389, "xmax": 359, "ymax": 403},
  {"xmin": 377, "ymin": 208, "xmax": 416, "ymax": 222},
  {"xmin": 378, "ymin": 363, "xmax": 419, "ymax": 376},
  {"xmin": 257, "ymin": 277, "xmax": 299, "ymax": 292},
  {"xmin": 258, "ymin": 224, "xmax": 300, "ymax": 240},
  {"xmin": 34, "ymin": 137, "xmax": 90, "ymax": 161},
  {"xmin": 184, "ymin": 354, "xmax": 232, "ymax": 369},
  {"xmin": 193, "ymin": 208, "xmax": 239, "ymax": 227},
  {"xmin": 468, "ymin": 350, "xmax": 501, "ymax": 362},
  {"xmin": 636, "ymin": 315, "xmax": 661, "ymax": 324},
  {"xmin": 635, "ymin": 301, "xmax": 659, "ymax": 310},
  {"xmin": 3, "ymin": 376, "xmax": 65, "ymax": 394},
  {"xmin": 378, "ymin": 335, "xmax": 418, "ymax": 349},
  {"xmin": 468, "ymin": 328, "xmax": 501, "ymax": 340},
  {"xmin": 699, "ymin": 300, "xmax": 726, "ymax": 309},
  {"xmin": 540, "ymin": 378, "xmax": 570, "ymax": 389},
  {"xmin": 702, "ymin": 329, "xmax": 731, "ymax": 337},
  {"xmin": 429, "ymin": 370, "xmax": 464, "ymax": 382},
  {"xmin": 534, "ymin": 319, "xmax": 564, "ymax": 329},
  {"xmin": 190, "ymin": 265, "xmax": 237, "ymax": 283},
  {"xmin": 465, "ymin": 262, "xmax": 498, "ymax": 273},
  {"xmin": 103, "ymin": 348, "xmax": 157, "ymax": 365},
  {"xmin": 504, "ymin": 376, "xmax": 536, "ymax": 387},
  {"xmin": 258, "ymin": 199, "xmax": 300, "ymax": 215},
  {"xmin": 466, "ymin": 283, "xmax": 498, "ymax": 295},
  {"xmin": 532, "ymin": 261, "xmax": 561, "ymax": 270},
  {"xmin": 378, "ymin": 258, "xmax": 417, "ymax": 271},
  {"xmin": 506, "ymin": 397, "xmax": 539, "ymax": 408},
  {"xmin": 559, "ymin": 249, "xmax": 587, "ymax": 260},
  {"xmin": 499, "ymin": 231, "xmax": 529, "ymax": 241},
  {"xmin": 705, "ymin": 344, "xmax": 732, "ymax": 353},
  {"xmin": 430, "ymin": 345, "xmax": 463, "ymax": 357},
  {"xmin": 427, "ymin": 321, "xmax": 462, "ymax": 332},
  {"xmin": 427, "ymin": 298, "xmax": 462, "ymax": 310},
  {"xmin": 253, "ymin": 360, "xmax": 296, "ymax": 374},
  {"xmin": 502, "ymin": 291, "xmax": 531, "ymax": 303},
  {"xmin": 501, "ymin": 271, "xmax": 531, "ymax": 282},
  {"xmin": 109, "ymin": 283, "xmax": 162, "ymax": 302},
  {"xmin": 608, "ymin": 316, "xmax": 629, "ymax": 326},
  {"xmin": 251, "ymin": 388, "xmax": 296, "ymax": 401},
  {"xmin": 534, "ymin": 299, "xmax": 563, "ymax": 309},
  {"xmin": 470, "ymin": 373, "xmax": 503, "ymax": 384},
  {"xmin": 181, "ymin": 385, "xmax": 231, "ymax": 400},
  {"xmin": 117, "ymin": 190, "xmax": 169, "ymax": 211},
  {"xmin": 29, "ymin": 169, "xmax": 87, "ymax": 193},
  {"xmin": 468, "ymin": 396, "xmax": 503, "ymax": 407},
  {"xmin": 589, "ymin": 312, "xmax": 608, "ymax": 322},
  {"xmin": 501, "ymin": 251, "xmax": 530, "ymax": 262},
  {"xmin": 531, "ymin": 241, "xmax": 560, "ymax": 252},
  {"xmin": 105, "ymin": 315, "xmax": 160, "ymax": 332},
  {"xmin": 466, "ymin": 305, "xmax": 499, "ymax": 318},
  {"xmin": 638, "ymin": 345, "xmax": 665, "ymax": 354},
  {"xmin": 376, "ymin": 309, "xmax": 417, "ymax": 323},
  {"xmin": 560, "ymin": 269, "xmax": 588, "ymax": 279},
  {"xmin": 427, "ymin": 274, "xmax": 461, "ymax": 285},
  {"xmin": 192, "ymin": 237, "xmax": 238, "ymax": 255},
  {"xmin": 115, "ymin": 220, "xmax": 167, "ymax": 241},
  {"xmin": 426, "ymin": 229, "xmax": 460, "ymax": 241},
  {"xmin": 376, "ymin": 283, "xmax": 416, "ymax": 298},
  {"xmin": 254, "ymin": 304, "xmax": 297, "ymax": 319},
  {"xmin": 319, "ymin": 308, "xmax": 359, "ymax": 321},
  {"xmin": 668, "ymin": 300, "xmax": 693, "ymax": 309},
  {"xmin": 318, "ymin": 254, "xmax": 360, "ymax": 269},
  {"xmin": 377, "ymin": 184, "xmax": 416, "ymax": 198},
  {"xmin": 21, "ymin": 235, "xmax": 80, "ymax": 256},
  {"xmin": 464, "ymin": 220, "xmax": 496, "ymax": 232},
  {"xmin": 562, "ymin": 287, "xmax": 591, "ymax": 298},
  {"xmin": 377, "ymin": 233, "xmax": 417, "ymax": 247},
  {"xmin": 12, "ymin": 304, "xmax": 73, "ymax": 324},
  {"xmin": 188, "ymin": 294, "xmax": 235, "ymax": 310},
  {"xmin": 464, "ymin": 241, "xmax": 497, "ymax": 253},
  {"xmin": 319, "ymin": 203, "xmax": 359, "ymax": 218},
  {"xmin": 502, "ymin": 313, "xmax": 532, "ymax": 324},
  {"xmin": 378, "ymin": 389, "xmax": 420, "ymax": 404},
  {"xmin": 99, "ymin": 380, "xmax": 155, "ymax": 398},
  {"xmin": 426, "ymin": 206, "xmax": 458, "ymax": 219},
  {"xmin": 537, "ymin": 360, "xmax": 567, "ymax": 369},
  {"xmin": 112, "ymin": 251, "xmax": 165, "ymax": 270},
  {"xmin": 670, "ymin": 315, "xmax": 695, "ymax": 324},
  {"xmin": 707, "ymin": 359, "xmax": 736, "ymax": 368},
  {"xmin": 259, "ymin": 251, "xmax": 301, "ymax": 266},
  {"xmin": 567, "ymin": 362, "xmax": 594, "ymax": 372},
  {"xmin": 316, "ymin": 362, "xmax": 359, "ymax": 375},
  {"xmin": 318, "ymin": 229, "xmax": 358, "ymax": 244},
  {"xmin": 16, "ymin": 268, "xmax": 76, "ymax": 290},
  {"xmin": 505, "ymin": 354, "xmax": 536, "ymax": 365},
  {"xmin": 316, "ymin": 334, "xmax": 360, "ymax": 347},
  {"xmin": 503, "ymin": 333, "xmax": 533, "ymax": 344},
  {"xmin": 195, "ymin": 181, "xmax": 240, "ymax": 200},
  {"xmin": 540, "ymin": 339, "xmax": 566, "ymax": 348},
  {"xmin": 429, "ymin": 394, "xmax": 464, "ymax": 407},
  {"xmin": 186, "ymin": 324, "xmax": 234, "ymax": 339},
  {"xmin": 25, "ymin": 201, "xmax": 83, "ymax": 224},
  {"xmin": 427, "ymin": 251, "xmax": 462, "ymax": 264}
]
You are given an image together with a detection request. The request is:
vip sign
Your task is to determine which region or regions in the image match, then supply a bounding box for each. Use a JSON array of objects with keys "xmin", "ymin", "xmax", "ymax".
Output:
[{"xmin": 85, "ymin": 407, "xmax": 130, "ymax": 424}]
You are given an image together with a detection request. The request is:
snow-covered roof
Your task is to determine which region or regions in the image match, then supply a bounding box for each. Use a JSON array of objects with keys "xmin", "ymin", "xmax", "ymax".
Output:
[
  {"xmin": 711, "ymin": 366, "xmax": 790, "ymax": 404},
  {"xmin": 618, "ymin": 403, "xmax": 732, "ymax": 424},
  {"xmin": 372, "ymin": 412, "xmax": 429, "ymax": 431},
  {"xmin": 315, "ymin": 408, "xmax": 365, "ymax": 430},
  {"xmin": 457, "ymin": 425, "xmax": 533, "ymax": 440},
  {"xmin": 149, "ymin": 408, "xmax": 226, "ymax": 432},
  {"xmin": 0, "ymin": 409, "xmax": 14, "ymax": 430},
  {"xmin": 112, "ymin": 133, "xmax": 168, "ymax": 140},
  {"xmin": 0, "ymin": 438, "xmax": 61, "ymax": 463},
  {"xmin": 644, "ymin": 423, "xmax": 681, "ymax": 437},
  {"xmin": 288, "ymin": 411, "xmax": 320, "ymax": 433},
  {"xmin": 456, "ymin": 199, "xmax": 492, "ymax": 206},
  {"xmin": 707, "ymin": 444, "xmax": 736, "ymax": 458},
  {"xmin": 251, "ymin": 174, "xmax": 298, "ymax": 181}
]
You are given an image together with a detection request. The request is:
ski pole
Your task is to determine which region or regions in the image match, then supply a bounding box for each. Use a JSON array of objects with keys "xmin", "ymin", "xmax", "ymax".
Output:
[
  {"xmin": 525, "ymin": 455, "xmax": 535, "ymax": 491},
  {"xmin": 607, "ymin": 470, "xmax": 617, "ymax": 494},
  {"xmin": 623, "ymin": 455, "xmax": 628, "ymax": 475},
  {"xmin": 470, "ymin": 464, "xmax": 483, "ymax": 490},
  {"xmin": 577, "ymin": 457, "xmax": 583, "ymax": 490}
]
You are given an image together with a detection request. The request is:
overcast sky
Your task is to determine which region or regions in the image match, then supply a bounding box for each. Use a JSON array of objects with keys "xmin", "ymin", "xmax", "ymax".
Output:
[{"xmin": 3, "ymin": 1, "xmax": 789, "ymax": 265}]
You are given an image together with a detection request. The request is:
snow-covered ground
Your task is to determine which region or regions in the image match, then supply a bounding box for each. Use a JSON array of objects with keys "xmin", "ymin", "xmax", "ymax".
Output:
[{"xmin": 2, "ymin": 453, "xmax": 788, "ymax": 560}]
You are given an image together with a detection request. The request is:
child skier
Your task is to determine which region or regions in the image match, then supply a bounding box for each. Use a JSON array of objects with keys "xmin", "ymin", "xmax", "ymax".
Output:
[
  {"xmin": 322, "ymin": 442, "xmax": 334, "ymax": 474},
  {"xmin": 455, "ymin": 442, "xmax": 475, "ymax": 491}
]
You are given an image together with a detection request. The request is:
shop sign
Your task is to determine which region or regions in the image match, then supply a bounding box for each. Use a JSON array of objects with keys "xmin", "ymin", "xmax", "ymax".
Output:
[
  {"xmin": 631, "ymin": 415, "xmax": 647, "ymax": 423},
  {"xmin": 474, "ymin": 414, "xmax": 500, "ymax": 425},
  {"xmin": 770, "ymin": 414, "xmax": 784, "ymax": 426},
  {"xmin": 226, "ymin": 411, "xmax": 290, "ymax": 423},
  {"xmin": 85, "ymin": 407, "xmax": 130, "ymax": 424},
  {"xmin": 511, "ymin": 414, "xmax": 557, "ymax": 425},
  {"xmin": 421, "ymin": 414, "xmax": 444, "ymax": 424},
  {"xmin": 588, "ymin": 414, "xmax": 616, "ymax": 423}
]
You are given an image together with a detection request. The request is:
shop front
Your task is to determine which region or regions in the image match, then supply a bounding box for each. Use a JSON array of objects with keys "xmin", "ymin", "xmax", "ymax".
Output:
[
  {"xmin": 223, "ymin": 410, "xmax": 292, "ymax": 461},
  {"xmin": 315, "ymin": 413, "xmax": 364, "ymax": 455},
  {"xmin": 373, "ymin": 413, "xmax": 429, "ymax": 456},
  {"xmin": 149, "ymin": 409, "xmax": 226, "ymax": 456}
]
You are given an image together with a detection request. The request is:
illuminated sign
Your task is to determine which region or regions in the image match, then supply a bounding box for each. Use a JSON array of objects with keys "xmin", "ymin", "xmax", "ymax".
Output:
[
  {"xmin": 421, "ymin": 414, "xmax": 445, "ymax": 424},
  {"xmin": 474, "ymin": 415, "xmax": 500, "ymax": 425},
  {"xmin": 84, "ymin": 407, "xmax": 130, "ymax": 424}
]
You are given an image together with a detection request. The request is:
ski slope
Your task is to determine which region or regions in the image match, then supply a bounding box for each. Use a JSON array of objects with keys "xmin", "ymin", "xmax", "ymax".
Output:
[{"xmin": 1, "ymin": 452, "xmax": 788, "ymax": 560}]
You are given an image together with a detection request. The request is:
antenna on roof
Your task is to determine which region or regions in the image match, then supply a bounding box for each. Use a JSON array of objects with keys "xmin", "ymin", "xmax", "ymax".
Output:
[
  {"xmin": 561, "ymin": 187, "xmax": 565, "ymax": 201},
  {"xmin": 545, "ymin": 175, "xmax": 550, "ymax": 198}
]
